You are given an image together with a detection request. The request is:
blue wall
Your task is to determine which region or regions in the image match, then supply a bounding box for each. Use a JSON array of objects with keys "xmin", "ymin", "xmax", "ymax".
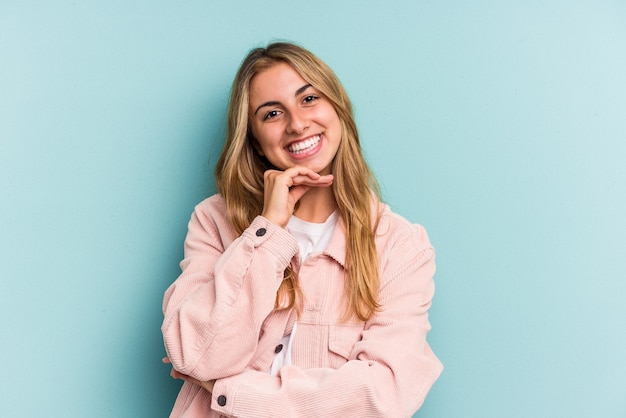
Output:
[{"xmin": 2, "ymin": 1, "xmax": 625, "ymax": 417}]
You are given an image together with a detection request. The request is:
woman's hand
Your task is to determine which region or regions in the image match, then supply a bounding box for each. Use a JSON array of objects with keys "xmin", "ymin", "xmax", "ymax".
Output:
[
  {"xmin": 163, "ymin": 357, "xmax": 215, "ymax": 393},
  {"xmin": 262, "ymin": 166, "xmax": 333, "ymax": 227}
]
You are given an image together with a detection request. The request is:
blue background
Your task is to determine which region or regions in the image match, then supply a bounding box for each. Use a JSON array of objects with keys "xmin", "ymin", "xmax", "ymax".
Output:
[{"xmin": 2, "ymin": 1, "xmax": 625, "ymax": 417}]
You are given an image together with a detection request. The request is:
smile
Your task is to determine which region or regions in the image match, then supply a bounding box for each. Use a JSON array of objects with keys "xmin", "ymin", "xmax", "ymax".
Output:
[{"xmin": 286, "ymin": 135, "xmax": 321, "ymax": 155}]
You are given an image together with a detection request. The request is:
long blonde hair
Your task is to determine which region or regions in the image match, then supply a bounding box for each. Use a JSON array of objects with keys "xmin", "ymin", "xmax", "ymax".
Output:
[{"xmin": 215, "ymin": 42, "xmax": 381, "ymax": 321}]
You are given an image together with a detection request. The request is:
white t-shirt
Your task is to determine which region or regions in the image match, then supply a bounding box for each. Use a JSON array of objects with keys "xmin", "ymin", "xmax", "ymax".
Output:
[{"xmin": 269, "ymin": 211, "xmax": 339, "ymax": 376}]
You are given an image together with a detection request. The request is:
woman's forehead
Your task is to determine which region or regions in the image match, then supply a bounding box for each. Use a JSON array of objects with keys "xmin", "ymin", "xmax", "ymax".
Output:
[{"xmin": 248, "ymin": 63, "xmax": 312, "ymax": 106}]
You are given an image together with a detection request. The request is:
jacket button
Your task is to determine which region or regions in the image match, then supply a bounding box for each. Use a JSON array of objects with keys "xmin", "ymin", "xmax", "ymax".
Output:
[
  {"xmin": 256, "ymin": 228, "xmax": 266, "ymax": 237},
  {"xmin": 217, "ymin": 395, "xmax": 227, "ymax": 406},
  {"xmin": 274, "ymin": 344, "xmax": 283, "ymax": 354}
]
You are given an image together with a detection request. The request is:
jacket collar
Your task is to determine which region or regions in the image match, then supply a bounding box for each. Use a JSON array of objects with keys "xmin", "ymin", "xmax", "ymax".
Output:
[
  {"xmin": 322, "ymin": 196, "xmax": 386, "ymax": 267},
  {"xmin": 323, "ymin": 213, "xmax": 347, "ymax": 266}
]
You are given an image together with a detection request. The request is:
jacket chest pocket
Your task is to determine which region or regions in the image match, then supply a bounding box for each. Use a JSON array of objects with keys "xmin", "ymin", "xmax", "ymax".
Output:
[{"xmin": 327, "ymin": 325, "xmax": 363, "ymax": 369}]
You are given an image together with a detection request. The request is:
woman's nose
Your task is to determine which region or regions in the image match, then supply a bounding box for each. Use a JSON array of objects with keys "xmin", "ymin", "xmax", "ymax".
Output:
[{"xmin": 286, "ymin": 110, "xmax": 309, "ymax": 134}]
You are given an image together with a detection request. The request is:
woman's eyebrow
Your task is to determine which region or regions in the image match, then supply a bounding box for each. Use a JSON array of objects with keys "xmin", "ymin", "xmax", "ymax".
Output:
[
  {"xmin": 295, "ymin": 83, "xmax": 312, "ymax": 96},
  {"xmin": 254, "ymin": 101, "xmax": 280, "ymax": 115},
  {"xmin": 253, "ymin": 84, "xmax": 313, "ymax": 115}
]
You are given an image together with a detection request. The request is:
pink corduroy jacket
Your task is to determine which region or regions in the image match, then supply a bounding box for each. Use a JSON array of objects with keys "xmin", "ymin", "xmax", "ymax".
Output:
[{"xmin": 162, "ymin": 194, "xmax": 443, "ymax": 417}]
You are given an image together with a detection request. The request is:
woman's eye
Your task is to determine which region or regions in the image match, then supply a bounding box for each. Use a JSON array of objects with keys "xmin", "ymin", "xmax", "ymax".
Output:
[
  {"xmin": 303, "ymin": 95, "xmax": 319, "ymax": 104},
  {"xmin": 264, "ymin": 110, "xmax": 281, "ymax": 120}
]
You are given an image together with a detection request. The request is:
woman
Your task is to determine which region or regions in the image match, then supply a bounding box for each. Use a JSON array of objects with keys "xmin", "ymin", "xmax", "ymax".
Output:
[{"xmin": 162, "ymin": 42, "xmax": 442, "ymax": 417}]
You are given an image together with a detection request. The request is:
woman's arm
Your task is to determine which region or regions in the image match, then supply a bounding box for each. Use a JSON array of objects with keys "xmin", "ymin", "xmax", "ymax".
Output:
[
  {"xmin": 161, "ymin": 197, "xmax": 299, "ymax": 381},
  {"xmin": 207, "ymin": 224, "xmax": 443, "ymax": 417}
]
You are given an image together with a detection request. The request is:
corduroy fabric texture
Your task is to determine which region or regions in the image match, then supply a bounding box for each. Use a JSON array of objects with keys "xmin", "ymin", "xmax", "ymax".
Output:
[{"xmin": 162, "ymin": 194, "xmax": 442, "ymax": 417}]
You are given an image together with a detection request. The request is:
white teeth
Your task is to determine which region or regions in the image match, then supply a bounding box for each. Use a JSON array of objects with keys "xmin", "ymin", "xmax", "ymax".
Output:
[{"xmin": 287, "ymin": 135, "xmax": 321, "ymax": 154}]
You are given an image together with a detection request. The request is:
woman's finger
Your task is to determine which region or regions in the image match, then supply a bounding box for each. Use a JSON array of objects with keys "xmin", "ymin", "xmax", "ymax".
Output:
[
  {"xmin": 287, "ymin": 185, "xmax": 311, "ymax": 204},
  {"xmin": 265, "ymin": 167, "xmax": 333, "ymax": 188},
  {"xmin": 290, "ymin": 174, "xmax": 333, "ymax": 187},
  {"xmin": 282, "ymin": 165, "xmax": 321, "ymax": 179}
]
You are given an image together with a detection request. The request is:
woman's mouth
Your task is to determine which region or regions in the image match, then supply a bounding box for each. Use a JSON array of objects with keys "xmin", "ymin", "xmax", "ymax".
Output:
[{"xmin": 286, "ymin": 135, "xmax": 321, "ymax": 155}]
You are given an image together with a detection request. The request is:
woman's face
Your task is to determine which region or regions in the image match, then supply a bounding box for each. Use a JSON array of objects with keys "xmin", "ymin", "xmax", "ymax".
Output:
[{"xmin": 248, "ymin": 62, "xmax": 342, "ymax": 175}]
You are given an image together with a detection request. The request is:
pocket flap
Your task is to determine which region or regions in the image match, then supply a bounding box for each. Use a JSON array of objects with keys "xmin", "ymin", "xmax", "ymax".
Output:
[{"xmin": 328, "ymin": 325, "xmax": 363, "ymax": 359}]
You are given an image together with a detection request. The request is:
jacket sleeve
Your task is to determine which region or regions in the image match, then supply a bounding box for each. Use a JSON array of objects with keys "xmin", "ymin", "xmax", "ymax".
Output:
[
  {"xmin": 209, "ymin": 224, "xmax": 443, "ymax": 418},
  {"xmin": 161, "ymin": 201, "xmax": 299, "ymax": 381}
]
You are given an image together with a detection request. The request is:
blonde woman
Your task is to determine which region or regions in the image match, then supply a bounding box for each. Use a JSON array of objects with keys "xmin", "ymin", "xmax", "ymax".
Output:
[{"xmin": 162, "ymin": 42, "xmax": 442, "ymax": 417}]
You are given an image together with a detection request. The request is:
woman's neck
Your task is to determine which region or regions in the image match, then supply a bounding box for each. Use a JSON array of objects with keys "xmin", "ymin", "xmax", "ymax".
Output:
[{"xmin": 293, "ymin": 186, "xmax": 337, "ymax": 223}]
